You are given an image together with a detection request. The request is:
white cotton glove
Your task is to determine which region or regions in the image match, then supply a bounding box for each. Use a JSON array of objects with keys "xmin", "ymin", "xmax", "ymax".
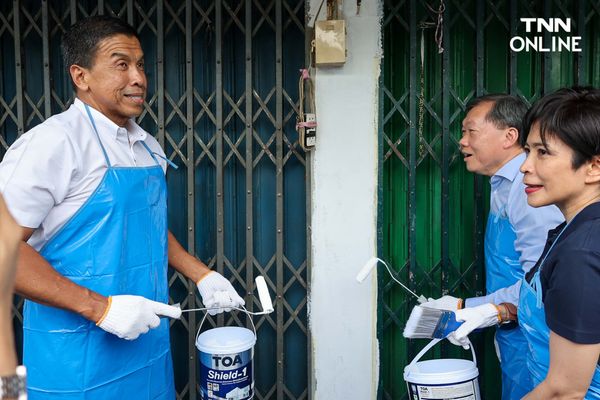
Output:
[
  {"xmin": 422, "ymin": 295, "xmax": 463, "ymax": 311},
  {"xmin": 446, "ymin": 334, "xmax": 466, "ymax": 348},
  {"xmin": 197, "ymin": 271, "xmax": 245, "ymax": 316},
  {"xmin": 447, "ymin": 303, "xmax": 500, "ymax": 349},
  {"xmin": 97, "ymin": 295, "xmax": 182, "ymax": 340}
]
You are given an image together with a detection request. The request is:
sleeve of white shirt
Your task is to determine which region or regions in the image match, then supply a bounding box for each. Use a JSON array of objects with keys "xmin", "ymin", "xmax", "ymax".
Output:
[
  {"xmin": 507, "ymin": 175, "xmax": 564, "ymax": 273},
  {"xmin": 465, "ymin": 281, "xmax": 521, "ymax": 307},
  {"xmin": 0, "ymin": 127, "xmax": 78, "ymax": 229}
]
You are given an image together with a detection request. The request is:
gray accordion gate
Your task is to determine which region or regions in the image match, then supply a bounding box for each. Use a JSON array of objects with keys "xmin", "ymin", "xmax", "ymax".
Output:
[{"xmin": 0, "ymin": 1, "xmax": 309, "ymax": 399}]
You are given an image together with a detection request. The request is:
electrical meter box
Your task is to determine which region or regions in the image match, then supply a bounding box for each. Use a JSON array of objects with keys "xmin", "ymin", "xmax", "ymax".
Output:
[{"xmin": 315, "ymin": 20, "xmax": 346, "ymax": 66}]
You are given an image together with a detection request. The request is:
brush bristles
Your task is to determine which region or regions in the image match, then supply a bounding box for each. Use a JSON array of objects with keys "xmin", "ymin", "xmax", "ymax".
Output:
[{"xmin": 403, "ymin": 306, "xmax": 444, "ymax": 338}]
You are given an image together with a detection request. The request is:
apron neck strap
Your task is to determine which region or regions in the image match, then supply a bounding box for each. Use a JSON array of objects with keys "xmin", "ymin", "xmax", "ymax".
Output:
[
  {"xmin": 528, "ymin": 219, "xmax": 572, "ymax": 308},
  {"xmin": 84, "ymin": 103, "xmax": 112, "ymax": 168},
  {"xmin": 139, "ymin": 141, "xmax": 178, "ymax": 169},
  {"xmin": 537, "ymin": 221, "xmax": 571, "ymax": 273}
]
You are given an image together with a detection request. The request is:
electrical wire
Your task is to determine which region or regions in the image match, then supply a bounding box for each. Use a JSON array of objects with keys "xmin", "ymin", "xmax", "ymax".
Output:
[{"xmin": 297, "ymin": 41, "xmax": 316, "ymax": 151}]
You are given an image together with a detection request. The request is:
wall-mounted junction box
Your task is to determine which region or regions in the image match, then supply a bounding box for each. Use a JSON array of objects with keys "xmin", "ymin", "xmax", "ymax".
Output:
[{"xmin": 315, "ymin": 20, "xmax": 346, "ymax": 67}]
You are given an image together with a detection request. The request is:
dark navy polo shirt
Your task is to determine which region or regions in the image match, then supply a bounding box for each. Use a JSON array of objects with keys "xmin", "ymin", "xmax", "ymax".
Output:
[{"xmin": 525, "ymin": 201, "xmax": 600, "ymax": 345}]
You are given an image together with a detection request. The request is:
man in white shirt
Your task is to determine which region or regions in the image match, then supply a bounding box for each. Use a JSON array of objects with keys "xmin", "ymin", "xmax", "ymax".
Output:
[{"xmin": 0, "ymin": 15, "xmax": 241, "ymax": 400}]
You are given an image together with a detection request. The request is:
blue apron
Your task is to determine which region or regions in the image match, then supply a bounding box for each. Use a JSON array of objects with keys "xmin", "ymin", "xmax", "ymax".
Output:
[
  {"xmin": 484, "ymin": 207, "xmax": 532, "ymax": 400},
  {"xmin": 518, "ymin": 225, "xmax": 600, "ymax": 399},
  {"xmin": 23, "ymin": 104, "xmax": 175, "ymax": 399}
]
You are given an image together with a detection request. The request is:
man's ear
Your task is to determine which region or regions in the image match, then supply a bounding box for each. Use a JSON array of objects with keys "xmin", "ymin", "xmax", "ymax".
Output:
[
  {"xmin": 585, "ymin": 156, "xmax": 600, "ymax": 184},
  {"xmin": 69, "ymin": 65, "xmax": 89, "ymax": 92},
  {"xmin": 503, "ymin": 127, "xmax": 519, "ymax": 148}
]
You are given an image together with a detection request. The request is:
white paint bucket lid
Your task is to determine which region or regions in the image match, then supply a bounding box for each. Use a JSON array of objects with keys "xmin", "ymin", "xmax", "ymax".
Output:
[
  {"xmin": 403, "ymin": 358, "xmax": 479, "ymax": 384},
  {"xmin": 196, "ymin": 326, "xmax": 256, "ymax": 354}
]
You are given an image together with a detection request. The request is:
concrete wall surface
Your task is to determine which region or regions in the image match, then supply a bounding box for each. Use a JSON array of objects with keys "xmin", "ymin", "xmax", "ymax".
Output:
[{"xmin": 308, "ymin": 0, "xmax": 383, "ymax": 398}]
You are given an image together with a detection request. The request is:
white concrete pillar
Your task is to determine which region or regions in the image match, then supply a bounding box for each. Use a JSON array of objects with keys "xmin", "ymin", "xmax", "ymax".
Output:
[{"xmin": 308, "ymin": 1, "xmax": 382, "ymax": 399}]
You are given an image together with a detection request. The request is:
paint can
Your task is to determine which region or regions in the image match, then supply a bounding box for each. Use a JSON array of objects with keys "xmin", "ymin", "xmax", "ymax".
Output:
[
  {"xmin": 196, "ymin": 317, "xmax": 257, "ymax": 400},
  {"xmin": 403, "ymin": 338, "xmax": 481, "ymax": 400}
]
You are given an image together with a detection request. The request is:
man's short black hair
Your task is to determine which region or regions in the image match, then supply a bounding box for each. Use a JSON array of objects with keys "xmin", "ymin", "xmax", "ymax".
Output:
[
  {"xmin": 61, "ymin": 15, "xmax": 139, "ymax": 71},
  {"xmin": 521, "ymin": 87, "xmax": 600, "ymax": 169},
  {"xmin": 466, "ymin": 94, "xmax": 529, "ymax": 139}
]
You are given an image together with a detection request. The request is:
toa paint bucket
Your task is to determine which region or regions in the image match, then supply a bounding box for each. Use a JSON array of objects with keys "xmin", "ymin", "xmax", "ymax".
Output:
[
  {"xmin": 196, "ymin": 324, "xmax": 256, "ymax": 400},
  {"xmin": 192, "ymin": 277, "xmax": 273, "ymax": 400},
  {"xmin": 403, "ymin": 338, "xmax": 481, "ymax": 400}
]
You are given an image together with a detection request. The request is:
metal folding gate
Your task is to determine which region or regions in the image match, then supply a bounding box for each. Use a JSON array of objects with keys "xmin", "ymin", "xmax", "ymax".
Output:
[
  {"xmin": 381, "ymin": 1, "xmax": 600, "ymax": 399},
  {"xmin": 0, "ymin": 1, "xmax": 308, "ymax": 399}
]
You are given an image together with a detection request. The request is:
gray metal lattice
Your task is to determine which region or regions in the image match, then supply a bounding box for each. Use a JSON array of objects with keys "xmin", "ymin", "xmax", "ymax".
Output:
[{"xmin": 1, "ymin": 1, "xmax": 308, "ymax": 399}]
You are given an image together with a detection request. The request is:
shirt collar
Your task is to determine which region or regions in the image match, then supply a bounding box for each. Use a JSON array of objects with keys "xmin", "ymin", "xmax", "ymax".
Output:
[
  {"xmin": 74, "ymin": 98, "xmax": 147, "ymax": 142},
  {"xmin": 490, "ymin": 152, "xmax": 526, "ymax": 188}
]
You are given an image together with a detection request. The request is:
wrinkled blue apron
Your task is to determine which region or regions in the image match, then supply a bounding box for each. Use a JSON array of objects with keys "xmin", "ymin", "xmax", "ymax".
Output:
[
  {"xmin": 23, "ymin": 104, "xmax": 175, "ymax": 399},
  {"xmin": 518, "ymin": 225, "xmax": 600, "ymax": 399},
  {"xmin": 484, "ymin": 207, "xmax": 532, "ymax": 400}
]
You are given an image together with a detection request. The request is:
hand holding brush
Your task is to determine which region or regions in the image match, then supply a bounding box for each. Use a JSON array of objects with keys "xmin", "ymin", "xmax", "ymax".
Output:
[
  {"xmin": 403, "ymin": 303, "xmax": 502, "ymax": 349},
  {"xmin": 447, "ymin": 304, "xmax": 501, "ymax": 348}
]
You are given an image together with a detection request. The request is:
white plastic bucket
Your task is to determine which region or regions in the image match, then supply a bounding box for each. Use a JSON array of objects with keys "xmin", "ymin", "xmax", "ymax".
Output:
[
  {"xmin": 403, "ymin": 338, "xmax": 481, "ymax": 400},
  {"xmin": 196, "ymin": 317, "xmax": 257, "ymax": 400}
]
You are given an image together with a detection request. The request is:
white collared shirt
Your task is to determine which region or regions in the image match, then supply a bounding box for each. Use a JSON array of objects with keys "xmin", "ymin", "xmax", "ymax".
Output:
[{"xmin": 0, "ymin": 98, "xmax": 167, "ymax": 251}]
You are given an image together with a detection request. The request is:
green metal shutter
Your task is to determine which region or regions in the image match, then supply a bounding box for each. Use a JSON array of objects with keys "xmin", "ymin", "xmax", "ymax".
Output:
[{"xmin": 381, "ymin": 1, "xmax": 600, "ymax": 399}]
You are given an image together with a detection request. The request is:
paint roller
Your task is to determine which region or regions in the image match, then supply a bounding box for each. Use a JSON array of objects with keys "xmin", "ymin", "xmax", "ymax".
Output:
[
  {"xmin": 355, "ymin": 257, "xmax": 379, "ymax": 283},
  {"xmin": 356, "ymin": 257, "xmax": 427, "ymax": 303},
  {"xmin": 255, "ymin": 276, "xmax": 274, "ymax": 313},
  {"xmin": 180, "ymin": 275, "xmax": 274, "ymax": 315}
]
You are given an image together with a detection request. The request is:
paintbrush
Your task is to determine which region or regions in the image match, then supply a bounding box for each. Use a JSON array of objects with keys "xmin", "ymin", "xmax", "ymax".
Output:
[{"xmin": 403, "ymin": 305, "xmax": 463, "ymax": 339}]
